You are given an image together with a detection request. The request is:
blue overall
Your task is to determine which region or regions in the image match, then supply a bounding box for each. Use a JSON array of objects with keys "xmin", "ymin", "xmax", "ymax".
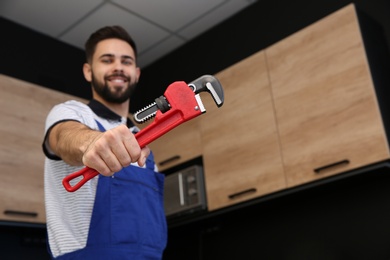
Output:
[{"xmin": 56, "ymin": 121, "xmax": 167, "ymax": 259}]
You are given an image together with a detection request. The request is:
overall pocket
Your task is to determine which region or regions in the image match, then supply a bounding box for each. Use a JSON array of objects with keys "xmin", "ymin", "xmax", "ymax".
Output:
[{"xmin": 110, "ymin": 167, "xmax": 167, "ymax": 250}]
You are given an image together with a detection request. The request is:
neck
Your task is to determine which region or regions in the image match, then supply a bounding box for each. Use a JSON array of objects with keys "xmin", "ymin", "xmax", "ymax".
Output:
[{"xmin": 93, "ymin": 95, "xmax": 129, "ymax": 118}]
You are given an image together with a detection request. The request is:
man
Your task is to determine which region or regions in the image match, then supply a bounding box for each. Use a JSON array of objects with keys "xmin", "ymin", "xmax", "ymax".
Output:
[{"xmin": 42, "ymin": 26, "xmax": 167, "ymax": 259}]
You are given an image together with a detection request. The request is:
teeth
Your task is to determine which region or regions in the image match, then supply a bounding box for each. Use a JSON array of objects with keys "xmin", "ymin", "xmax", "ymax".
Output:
[
  {"xmin": 134, "ymin": 102, "xmax": 157, "ymax": 123},
  {"xmin": 112, "ymin": 79, "xmax": 124, "ymax": 82},
  {"xmin": 140, "ymin": 113, "xmax": 156, "ymax": 123},
  {"xmin": 134, "ymin": 112, "xmax": 156, "ymax": 123},
  {"xmin": 136, "ymin": 103, "xmax": 155, "ymax": 113}
]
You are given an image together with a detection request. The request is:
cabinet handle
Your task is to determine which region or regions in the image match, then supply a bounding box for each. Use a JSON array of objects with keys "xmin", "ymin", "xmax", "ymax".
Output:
[
  {"xmin": 228, "ymin": 188, "xmax": 257, "ymax": 200},
  {"xmin": 314, "ymin": 159, "xmax": 350, "ymax": 174},
  {"xmin": 159, "ymin": 155, "xmax": 181, "ymax": 166},
  {"xmin": 3, "ymin": 210, "xmax": 38, "ymax": 218}
]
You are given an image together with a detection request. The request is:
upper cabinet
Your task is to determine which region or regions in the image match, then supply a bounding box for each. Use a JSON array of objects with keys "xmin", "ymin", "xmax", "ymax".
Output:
[
  {"xmin": 266, "ymin": 4, "xmax": 390, "ymax": 187},
  {"xmin": 199, "ymin": 3, "xmax": 390, "ymax": 211},
  {"xmin": 200, "ymin": 51, "xmax": 286, "ymax": 211}
]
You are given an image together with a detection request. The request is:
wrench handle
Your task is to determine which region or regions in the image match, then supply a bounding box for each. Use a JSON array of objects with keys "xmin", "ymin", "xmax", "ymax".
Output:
[{"xmin": 62, "ymin": 166, "xmax": 99, "ymax": 192}]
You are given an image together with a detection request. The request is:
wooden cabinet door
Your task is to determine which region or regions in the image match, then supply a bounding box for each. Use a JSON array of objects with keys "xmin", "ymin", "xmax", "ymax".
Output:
[
  {"xmin": 200, "ymin": 51, "xmax": 286, "ymax": 211},
  {"xmin": 147, "ymin": 118, "xmax": 203, "ymax": 172},
  {"xmin": 0, "ymin": 75, "xmax": 46, "ymax": 223},
  {"xmin": 0, "ymin": 74, "xmax": 86, "ymax": 223},
  {"xmin": 266, "ymin": 4, "xmax": 390, "ymax": 188}
]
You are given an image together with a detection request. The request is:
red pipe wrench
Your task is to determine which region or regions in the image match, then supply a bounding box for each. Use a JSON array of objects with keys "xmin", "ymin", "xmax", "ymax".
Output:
[{"xmin": 62, "ymin": 75, "xmax": 224, "ymax": 192}]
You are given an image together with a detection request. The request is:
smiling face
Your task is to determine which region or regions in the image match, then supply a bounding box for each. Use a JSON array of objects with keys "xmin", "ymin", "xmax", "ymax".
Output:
[{"xmin": 83, "ymin": 38, "xmax": 140, "ymax": 104}]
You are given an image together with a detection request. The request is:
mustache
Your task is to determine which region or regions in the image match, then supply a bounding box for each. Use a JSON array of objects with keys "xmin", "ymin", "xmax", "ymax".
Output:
[{"xmin": 105, "ymin": 72, "xmax": 130, "ymax": 81}]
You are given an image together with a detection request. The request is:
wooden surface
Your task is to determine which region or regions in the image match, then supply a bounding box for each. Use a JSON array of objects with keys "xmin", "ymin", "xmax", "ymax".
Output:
[
  {"xmin": 266, "ymin": 4, "xmax": 390, "ymax": 187},
  {"xmin": 200, "ymin": 51, "xmax": 286, "ymax": 211},
  {"xmin": 147, "ymin": 117, "xmax": 203, "ymax": 171},
  {"xmin": 0, "ymin": 74, "xmax": 86, "ymax": 223}
]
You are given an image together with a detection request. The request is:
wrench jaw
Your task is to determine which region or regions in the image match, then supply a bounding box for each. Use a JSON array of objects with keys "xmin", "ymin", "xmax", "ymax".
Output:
[
  {"xmin": 188, "ymin": 75, "xmax": 225, "ymax": 108},
  {"xmin": 194, "ymin": 94, "xmax": 206, "ymax": 113}
]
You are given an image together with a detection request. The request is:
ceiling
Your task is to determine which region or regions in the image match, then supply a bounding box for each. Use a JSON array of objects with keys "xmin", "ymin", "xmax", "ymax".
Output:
[{"xmin": 0, "ymin": 0, "xmax": 256, "ymax": 69}]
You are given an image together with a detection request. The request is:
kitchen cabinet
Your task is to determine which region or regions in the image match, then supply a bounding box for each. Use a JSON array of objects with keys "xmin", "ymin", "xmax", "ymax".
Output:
[
  {"xmin": 266, "ymin": 4, "xmax": 390, "ymax": 187},
  {"xmin": 135, "ymin": 4, "xmax": 390, "ymax": 215},
  {"xmin": 147, "ymin": 117, "xmax": 203, "ymax": 172},
  {"xmin": 0, "ymin": 74, "xmax": 86, "ymax": 223},
  {"xmin": 199, "ymin": 51, "xmax": 286, "ymax": 211}
]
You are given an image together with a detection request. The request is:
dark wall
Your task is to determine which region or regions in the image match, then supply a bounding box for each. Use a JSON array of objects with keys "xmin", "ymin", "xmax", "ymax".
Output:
[{"xmin": 0, "ymin": 18, "xmax": 90, "ymax": 100}]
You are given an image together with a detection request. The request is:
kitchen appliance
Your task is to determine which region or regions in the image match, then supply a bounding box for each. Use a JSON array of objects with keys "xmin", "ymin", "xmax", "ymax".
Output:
[{"xmin": 164, "ymin": 165, "xmax": 207, "ymax": 217}]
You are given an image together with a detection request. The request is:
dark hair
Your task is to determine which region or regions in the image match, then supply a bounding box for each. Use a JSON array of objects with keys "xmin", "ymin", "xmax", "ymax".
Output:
[{"xmin": 84, "ymin": 25, "xmax": 137, "ymax": 63}]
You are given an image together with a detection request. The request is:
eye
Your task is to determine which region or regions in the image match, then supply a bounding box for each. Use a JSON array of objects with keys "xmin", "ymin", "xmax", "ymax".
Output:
[
  {"xmin": 122, "ymin": 59, "xmax": 133, "ymax": 65},
  {"xmin": 101, "ymin": 58, "xmax": 112, "ymax": 64}
]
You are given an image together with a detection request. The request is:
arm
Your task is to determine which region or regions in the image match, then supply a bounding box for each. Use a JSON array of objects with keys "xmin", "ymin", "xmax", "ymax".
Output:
[{"xmin": 48, "ymin": 121, "xmax": 150, "ymax": 176}]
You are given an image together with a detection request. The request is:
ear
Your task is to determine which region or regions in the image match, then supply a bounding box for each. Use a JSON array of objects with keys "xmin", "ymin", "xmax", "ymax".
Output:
[{"xmin": 83, "ymin": 63, "xmax": 92, "ymax": 82}]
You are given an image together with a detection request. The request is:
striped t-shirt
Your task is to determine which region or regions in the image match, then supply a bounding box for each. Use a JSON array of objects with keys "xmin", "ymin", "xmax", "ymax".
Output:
[{"xmin": 43, "ymin": 99, "xmax": 153, "ymax": 258}]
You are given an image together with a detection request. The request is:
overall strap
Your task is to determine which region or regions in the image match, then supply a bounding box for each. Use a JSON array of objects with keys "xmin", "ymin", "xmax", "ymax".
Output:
[{"xmin": 95, "ymin": 120, "xmax": 106, "ymax": 132}]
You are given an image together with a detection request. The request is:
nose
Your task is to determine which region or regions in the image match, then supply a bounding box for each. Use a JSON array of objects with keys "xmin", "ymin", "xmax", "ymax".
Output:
[{"xmin": 113, "ymin": 59, "xmax": 124, "ymax": 72}]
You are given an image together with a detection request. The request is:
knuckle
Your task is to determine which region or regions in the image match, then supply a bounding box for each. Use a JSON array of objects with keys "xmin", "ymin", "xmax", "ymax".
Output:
[
  {"xmin": 104, "ymin": 129, "xmax": 117, "ymax": 141},
  {"xmin": 92, "ymin": 139, "xmax": 105, "ymax": 151},
  {"xmin": 142, "ymin": 147, "xmax": 151, "ymax": 157},
  {"xmin": 115, "ymin": 125, "xmax": 130, "ymax": 136},
  {"xmin": 121, "ymin": 157, "xmax": 132, "ymax": 167},
  {"xmin": 111, "ymin": 164, "xmax": 122, "ymax": 173},
  {"xmin": 130, "ymin": 151, "xmax": 141, "ymax": 162},
  {"xmin": 99, "ymin": 168, "xmax": 112, "ymax": 176}
]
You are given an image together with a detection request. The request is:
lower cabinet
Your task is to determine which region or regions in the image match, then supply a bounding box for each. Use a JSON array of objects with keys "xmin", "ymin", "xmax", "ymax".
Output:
[
  {"xmin": 199, "ymin": 51, "xmax": 286, "ymax": 211},
  {"xmin": 266, "ymin": 4, "xmax": 390, "ymax": 188},
  {"xmin": 0, "ymin": 175, "xmax": 45, "ymax": 223},
  {"xmin": 1, "ymin": 75, "xmax": 47, "ymax": 223},
  {"xmin": 0, "ymin": 74, "xmax": 87, "ymax": 224}
]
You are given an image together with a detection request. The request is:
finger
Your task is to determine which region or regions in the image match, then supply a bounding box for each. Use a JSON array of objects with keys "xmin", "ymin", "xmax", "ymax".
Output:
[
  {"xmin": 86, "ymin": 131, "xmax": 122, "ymax": 175},
  {"xmin": 122, "ymin": 133, "xmax": 142, "ymax": 164},
  {"xmin": 137, "ymin": 146, "xmax": 150, "ymax": 167},
  {"xmin": 99, "ymin": 148, "xmax": 123, "ymax": 174},
  {"xmin": 110, "ymin": 140, "xmax": 132, "ymax": 167},
  {"xmin": 82, "ymin": 149, "xmax": 114, "ymax": 176}
]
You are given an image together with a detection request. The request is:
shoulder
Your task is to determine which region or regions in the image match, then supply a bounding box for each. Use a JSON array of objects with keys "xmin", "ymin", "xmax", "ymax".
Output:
[
  {"xmin": 53, "ymin": 100, "xmax": 90, "ymax": 111},
  {"xmin": 45, "ymin": 100, "xmax": 97, "ymax": 131}
]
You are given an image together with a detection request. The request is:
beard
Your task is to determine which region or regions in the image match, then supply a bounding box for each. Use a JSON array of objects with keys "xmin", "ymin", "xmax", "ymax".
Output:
[{"xmin": 91, "ymin": 71, "xmax": 137, "ymax": 104}]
